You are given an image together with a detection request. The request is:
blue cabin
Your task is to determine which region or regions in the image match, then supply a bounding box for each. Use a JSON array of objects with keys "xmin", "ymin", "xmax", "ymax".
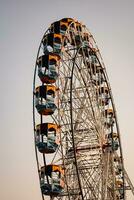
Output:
[
  {"xmin": 35, "ymin": 85, "xmax": 57, "ymax": 115},
  {"xmin": 36, "ymin": 123, "xmax": 60, "ymax": 153},
  {"xmin": 40, "ymin": 165, "xmax": 64, "ymax": 196}
]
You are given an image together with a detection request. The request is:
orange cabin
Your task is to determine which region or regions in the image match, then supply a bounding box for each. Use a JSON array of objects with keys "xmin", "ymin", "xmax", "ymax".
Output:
[
  {"xmin": 43, "ymin": 33, "xmax": 62, "ymax": 55},
  {"xmin": 36, "ymin": 123, "xmax": 60, "ymax": 153},
  {"xmin": 50, "ymin": 21, "xmax": 68, "ymax": 35},
  {"xmin": 40, "ymin": 165, "xmax": 64, "ymax": 196},
  {"xmin": 35, "ymin": 85, "xmax": 58, "ymax": 115},
  {"xmin": 37, "ymin": 53, "xmax": 60, "ymax": 84}
]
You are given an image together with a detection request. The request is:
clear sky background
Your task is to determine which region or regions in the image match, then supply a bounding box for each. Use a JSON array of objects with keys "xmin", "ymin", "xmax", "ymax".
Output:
[{"xmin": 0, "ymin": 0, "xmax": 134, "ymax": 199}]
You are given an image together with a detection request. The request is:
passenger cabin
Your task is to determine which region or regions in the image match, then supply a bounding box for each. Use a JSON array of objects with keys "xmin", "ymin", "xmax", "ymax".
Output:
[
  {"xmin": 69, "ymin": 22, "xmax": 82, "ymax": 46},
  {"xmin": 35, "ymin": 85, "xmax": 57, "ymax": 115},
  {"xmin": 102, "ymin": 140, "xmax": 119, "ymax": 151},
  {"xmin": 71, "ymin": 34, "xmax": 82, "ymax": 46},
  {"xmin": 90, "ymin": 64, "xmax": 103, "ymax": 74},
  {"xmin": 75, "ymin": 22, "xmax": 82, "ymax": 32},
  {"xmin": 115, "ymin": 164, "xmax": 122, "ymax": 175},
  {"xmin": 116, "ymin": 179, "xmax": 123, "ymax": 187},
  {"xmin": 84, "ymin": 53, "xmax": 101, "ymax": 69},
  {"xmin": 112, "ymin": 140, "xmax": 119, "ymax": 151},
  {"xmin": 79, "ymin": 44, "xmax": 94, "ymax": 58},
  {"xmin": 98, "ymin": 87, "xmax": 110, "ymax": 106},
  {"xmin": 37, "ymin": 53, "xmax": 60, "ymax": 83},
  {"xmin": 104, "ymin": 108, "xmax": 115, "ymax": 128},
  {"xmin": 119, "ymin": 191, "xmax": 124, "ymax": 199},
  {"xmin": 59, "ymin": 18, "xmax": 75, "ymax": 45},
  {"xmin": 90, "ymin": 55, "xmax": 101, "ymax": 67},
  {"xmin": 43, "ymin": 33, "xmax": 62, "ymax": 55},
  {"xmin": 40, "ymin": 165, "xmax": 64, "ymax": 196},
  {"xmin": 91, "ymin": 65, "xmax": 104, "ymax": 85},
  {"xmin": 116, "ymin": 179, "xmax": 124, "ymax": 199},
  {"xmin": 60, "ymin": 18, "xmax": 74, "ymax": 24},
  {"xmin": 114, "ymin": 156, "xmax": 121, "ymax": 163},
  {"xmin": 50, "ymin": 21, "xmax": 68, "ymax": 35},
  {"xmin": 36, "ymin": 123, "xmax": 60, "ymax": 153},
  {"xmin": 105, "ymin": 108, "xmax": 114, "ymax": 116},
  {"xmin": 82, "ymin": 32, "xmax": 90, "ymax": 48},
  {"xmin": 116, "ymin": 190, "xmax": 124, "ymax": 200},
  {"xmin": 116, "ymin": 193, "xmax": 124, "ymax": 200},
  {"xmin": 77, "ymin": 33, "xmax": 90, "ymax": 57},
  {"xmin": 108, "ymin": 132, "xmax": 119, "ymax": 139}
]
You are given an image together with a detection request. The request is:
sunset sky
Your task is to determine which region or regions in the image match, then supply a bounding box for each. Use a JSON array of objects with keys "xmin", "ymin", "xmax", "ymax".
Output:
[{"xmin": 0, "ymin": 0, "xmax": 134, "ymax": 199}]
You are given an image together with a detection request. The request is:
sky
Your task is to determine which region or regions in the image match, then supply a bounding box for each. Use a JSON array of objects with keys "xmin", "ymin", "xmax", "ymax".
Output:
[{"xmin": 0, "ymin": 0, "xmax": 134, "ymax": 199}]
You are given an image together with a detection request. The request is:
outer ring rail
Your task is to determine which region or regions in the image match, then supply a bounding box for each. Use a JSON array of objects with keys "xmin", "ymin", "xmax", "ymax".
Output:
[
  {"xmin": 33, "ymin": 29, "xmax": 49, "ymax": 200},
  {"xmin": 69, "ymin": 47, "xmax": 84, "ymax": 200}
]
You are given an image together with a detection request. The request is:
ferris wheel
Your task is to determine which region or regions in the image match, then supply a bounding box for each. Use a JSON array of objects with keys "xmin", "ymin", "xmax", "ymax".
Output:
[{"xmin": 33, "ymin": 18, "xmax": 134, "ymax": 200}]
